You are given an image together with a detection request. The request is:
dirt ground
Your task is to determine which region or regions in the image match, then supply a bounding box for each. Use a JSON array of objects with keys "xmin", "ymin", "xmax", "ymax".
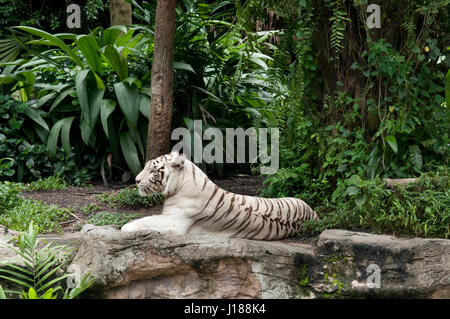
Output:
[{"xmin": 20, "ymin": 175, "xmax": 266, "ymax": 233}]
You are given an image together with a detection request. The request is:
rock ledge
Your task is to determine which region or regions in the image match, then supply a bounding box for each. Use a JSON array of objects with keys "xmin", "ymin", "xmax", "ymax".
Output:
[{"xmin": 68, "ymin": 226, "xmax": 449, "ymax": 299}]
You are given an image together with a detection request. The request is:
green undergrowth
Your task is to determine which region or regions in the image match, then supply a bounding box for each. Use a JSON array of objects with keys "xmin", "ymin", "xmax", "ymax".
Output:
[
  {"xmin": 0, "ymin": 182, "xmax": 70, "ymax": 233},
  {"xmin": 27, "ymin": 174, "xmax": 70, "ymax": 191},
  {"xmin": 87, "ymin": 211, "xmax": 139, "ymax": 228},
  {"xmin": 299, "ymin": 174, "xmax": 450, "ymax": 239},
  {"xmin": 95, "ymin": 187, "xmax": 163, "ymax": 208}
]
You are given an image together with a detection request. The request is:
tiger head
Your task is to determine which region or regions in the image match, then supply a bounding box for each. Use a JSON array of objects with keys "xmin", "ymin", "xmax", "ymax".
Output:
[{"xmin": 135, "ymin": 151, "xmax": 186, "ymax": 197}]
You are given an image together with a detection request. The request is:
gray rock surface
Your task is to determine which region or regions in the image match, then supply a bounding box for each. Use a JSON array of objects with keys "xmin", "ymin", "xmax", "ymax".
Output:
[
  {"xmin": 314, "ymin": 229, "xmax": 450, "ymax": 298},
  {"xmin": 69, "ymin": 226, "xmax": 450, "ymax": 299},
  {"xmin": 71, "ymin": 224, "xmax": 314, "ymax": 298},
  {"xmin": 2, "ymin": 224, "xmax": 449, "ymax": 298}
]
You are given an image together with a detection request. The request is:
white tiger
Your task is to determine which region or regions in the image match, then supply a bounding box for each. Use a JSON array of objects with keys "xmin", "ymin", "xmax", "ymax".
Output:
[{"xmin": 121, "ymin": 151, "xmax": 319, "ymax": 240}]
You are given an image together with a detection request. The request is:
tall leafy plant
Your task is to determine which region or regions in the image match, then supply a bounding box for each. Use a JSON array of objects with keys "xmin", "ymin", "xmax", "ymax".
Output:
[
  {"xmin": 3, "ymin": 25, "xmax": 152, "ymax": 177},
  {"xmin": 131, "ymin": 0, "xmax": 282, "ymax": 171}
]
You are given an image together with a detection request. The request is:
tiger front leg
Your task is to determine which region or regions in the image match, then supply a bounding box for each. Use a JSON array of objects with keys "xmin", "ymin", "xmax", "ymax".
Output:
[{"xmin": 121, "ymin": 215, "xmax": 193, "ymax": 236}]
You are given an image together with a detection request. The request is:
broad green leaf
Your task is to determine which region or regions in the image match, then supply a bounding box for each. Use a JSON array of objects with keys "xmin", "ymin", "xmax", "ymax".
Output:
[
  {"xmin": 102, "ymin": 25, "xmax": 127, "ymax": 46},
  {"xmin": 15, "ymin": 71, "xmax": 35, "ymax": 101},
  {"xmin": 347, "ymin": 174, "xmax": 361, "ymax": 186},
  {"xmin": 174, "ymin": 61, "xmax": 196, "ymax": 74},
  {"xmin": 76, "ymin": 34, "xmax": 102, "ymax": 73},
  {"xmin": 15, "ymin": 26, "xmax": 83, "ymax": 67},
  {"xmin": 100, "ymin": 99, "xmax": 116, "ymax": 138},
  {"xmin": 35, "ymin": 91, "xmax": 57, "ymax": 108},
  {"xmin": 140, "ymin": 87, "xmax": 151, "ymax": 97},
  {"xmin": 114, "ymin": 81, "xmax": 139, "ymax": 129},
  {"xmin": 49, "ymin": 87, "xmax": 74, "ymax": 112},
  {"xmin": 14, "ymin": 71, "xmax": 35, "ymax": 84},
  {"xmin": 27, "ymin": 287, "xmax": 38, "ymax": 299},
  {"xmin": 346, "ymin": 186, "xmax": 360, "ymax": 196},
  {"xmin": 120, "ymin": 132, "xmax": 142, "ymax": 175},
  {"xmin": 0, "ymin": 75, "xmax": 15, "ymax": 85},
  {"xmin": 101, "ymin": 45, "xmax": 128, "ymax": 80},
  {"xmin": 61, "ymin": 117, "xmax": 75, "ymax": 154},
  {"xmin": 355, "ymin": 193, "xmax": 368, "ymax": 207},
  {"xmin": 139, "ymin": 94, "xmax": 151, "ymax": 119},
  {"xmin": 122, "ymin": 76, "xmax": 141, "ymax": 88},
  {"xmin": 75, "ymin": 70, "xmax": 90, "ymax": 120},
  {"xmin": 41, "ymin": 288, "xmax": 54, "ymax": 299},
  {"xmin": 249, "ymin": 57, "xmax": 268, "ymax": 70},
  {"xmin": 409, "ymin": 145, "xmax": 423, "ymax": 173},
  {"xmin": 115, "ymin": 28, "xmax": 135, "ymax": 48},
  {"xmin": 249, "ymin": 52, "xmax": 274, "ymax": 61},
  {"xmin": 92, "ymin": 71, "xmax": 105, "ymax": 90},
  {"xmin": 22, "ymin": 106, "xmax": 49, "ymax": 131},
  {"xmin": 47, "ymin": 117, "xmax": 75, "ymax": 158},
  {"xmin": 385, "ymin": 135, "xmax": 398, "ymax": 153},
  {"xmin": 76, "ymin": 70, "xmax": 105, "ymax": 145}
]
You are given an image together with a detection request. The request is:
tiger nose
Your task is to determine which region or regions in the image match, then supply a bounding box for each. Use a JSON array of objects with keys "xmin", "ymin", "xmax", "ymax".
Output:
[{"xmin": 135, "ymin": 177, "xmax": 141, "ymax": 184}]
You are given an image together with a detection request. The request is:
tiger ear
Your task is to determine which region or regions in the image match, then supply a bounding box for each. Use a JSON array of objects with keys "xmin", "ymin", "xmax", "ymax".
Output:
[{"xmin": 168, "ymin": 151, "xmax": 185, "ymax": 168}]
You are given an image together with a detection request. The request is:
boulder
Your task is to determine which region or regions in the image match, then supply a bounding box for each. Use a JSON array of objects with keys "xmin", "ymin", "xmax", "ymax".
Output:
[
  {"xmin": 314, "ymin": 229, "xmax": 450, "ymax": 298},
  {"xmin": 70, "ymin": 224, "xmax": 314, "ymax": 298},
  {"xmin": 70, "ymin": 226, "xmax": 450, "ymax": 299}
]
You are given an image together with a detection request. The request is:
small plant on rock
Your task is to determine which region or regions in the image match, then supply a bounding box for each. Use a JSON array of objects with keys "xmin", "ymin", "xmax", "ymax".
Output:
[{"xmin": 0, "ymin": 223, "xmax": 94, "ymax": 299}]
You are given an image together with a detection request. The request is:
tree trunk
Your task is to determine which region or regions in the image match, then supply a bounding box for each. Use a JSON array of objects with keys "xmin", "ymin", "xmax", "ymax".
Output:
[
  {"xmin": 146, "ymin": 0, "xmax": 176, "ymax": 161},
  {"xmin": 110, "ymin": 0, "xmax": 132, "ymax": 26}
]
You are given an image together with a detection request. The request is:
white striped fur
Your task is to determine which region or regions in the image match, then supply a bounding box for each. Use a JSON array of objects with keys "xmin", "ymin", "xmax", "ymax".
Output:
[{"xmin": 121, "ymin": 151, "xmax": 319, "ymax": 240}]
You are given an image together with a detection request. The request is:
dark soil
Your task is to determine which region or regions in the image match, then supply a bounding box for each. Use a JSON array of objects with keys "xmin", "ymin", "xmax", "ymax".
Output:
[{"xmin": 20, "ymin": 175, "xmax": 266, "ymax": 233}]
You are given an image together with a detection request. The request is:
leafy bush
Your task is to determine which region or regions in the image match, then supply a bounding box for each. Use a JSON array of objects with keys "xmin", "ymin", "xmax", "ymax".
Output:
[
  {"xmin": 0, "ymin": 199, "xmax": 70, "ymax": 233},
  {"xmin": 251, "ymin": 0, "xmax": 449, "ymax": 238},
  {"xmin": 0, "ymin": 93, "xmax": 93, "ymax": 183},
  {"xmin": 0, "ymin": 181, "xmax": 20, "ymax": 211},
  {"xmin": 87, "ymin": 211, "xmax": 139, "ymax": 228},
  {"xmin": 0, "ymin": 94, "xmax": 53, "ymax": 181},
  {"xmin": 27, "ymin": 174, "xmax": 69, "ymax": 191},
  {"xmin": 0, "ymin": 0, "xmax": 29, "ymax": 29},
  {"xmin": 1, "ymin": 25, "xmax": 152, "ymax": 179},
  {"xmin": 130, "ymin": 0, "xmax": 282, "ymax": 172},
  {"xmin": 0, "ymin": 223, "xmax": 94, "ymax": 299},
  {"xmin": 96, "ymin": 186, "xmax": 163, "ymax": 208},
  {"xmin": 0, "ymin": 181, "xmax": 70, "ymax": 233},
  {"xmin": 300, "ymin": 175, "xmax": 450, "ymax": 239}
]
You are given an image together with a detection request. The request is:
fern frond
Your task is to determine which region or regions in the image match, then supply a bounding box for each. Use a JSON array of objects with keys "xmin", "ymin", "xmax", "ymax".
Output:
[{"xmin": 329, "ymin": 0, "xmax": 350, "ymax": 58}]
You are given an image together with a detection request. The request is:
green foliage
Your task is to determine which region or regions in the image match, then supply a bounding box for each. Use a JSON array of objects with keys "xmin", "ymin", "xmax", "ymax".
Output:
[
  {"xmin": 0, "ymin": 223, "xmax": 94, "ymax": 299},
  {"xmin": 27, "ymin": 174, "xmax": 69, "ymax": 191},
  {"xmin": 79, "ymin": 203, "xmax": 102, "ymax": 216},
  {"xmin": 0, "ymin": 181, "xmax": 20, "ymax": 211},
  {"xmin": 0, "ymin": 93, "xmax": 92, "ymax": 183},
  {"xmin": 132, "ymin": 0, "xmax": 282, "ymax": 171},
  {"xmin": 87, "ymin": 211, "xmax": 139, "ymax": 228},
  {"xmin": 1, "ymin": 0, "xmax": 284, "ymax": 180},
  {"xmin": 85, "ymin": 0, "xmax": 109, "ymax": 28},
  {"xmin": 1, "ymin": 25, "xmax": 150, "ymax": 179},
  {"xmin": 96, "ymin": 187, "xmax": 163, "ymax": 208},
  {"xmin": 0, "ymin": 198, "xmax": 70, "ymax": 233},
  {"xmin": 329, "ymin": 0, "xmax": 350, "ymax": 58},
  {"xmin": 300, "ymin": 175, "xmax": 450, "ymax": 239},
  {"xmin": 0, "ymin": 181, "xmax": 70, "ymax": 233},
  {"xmin": 0, "ymin": 94, "xmax": 53, "ymax": 181},
  {"xmin": 255, "ymin": 0, "xmax": 449, "ymax": 239}
]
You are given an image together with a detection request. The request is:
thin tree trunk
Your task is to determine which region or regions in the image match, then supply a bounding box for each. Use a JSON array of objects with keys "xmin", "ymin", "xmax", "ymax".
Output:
[
  {"xmin": 110, "ymin": 0, "xmax": 132, "ymax": 26},
  {"xmin": 146, "ymin": 0, "xmax": 176, "ymax": 161}
]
